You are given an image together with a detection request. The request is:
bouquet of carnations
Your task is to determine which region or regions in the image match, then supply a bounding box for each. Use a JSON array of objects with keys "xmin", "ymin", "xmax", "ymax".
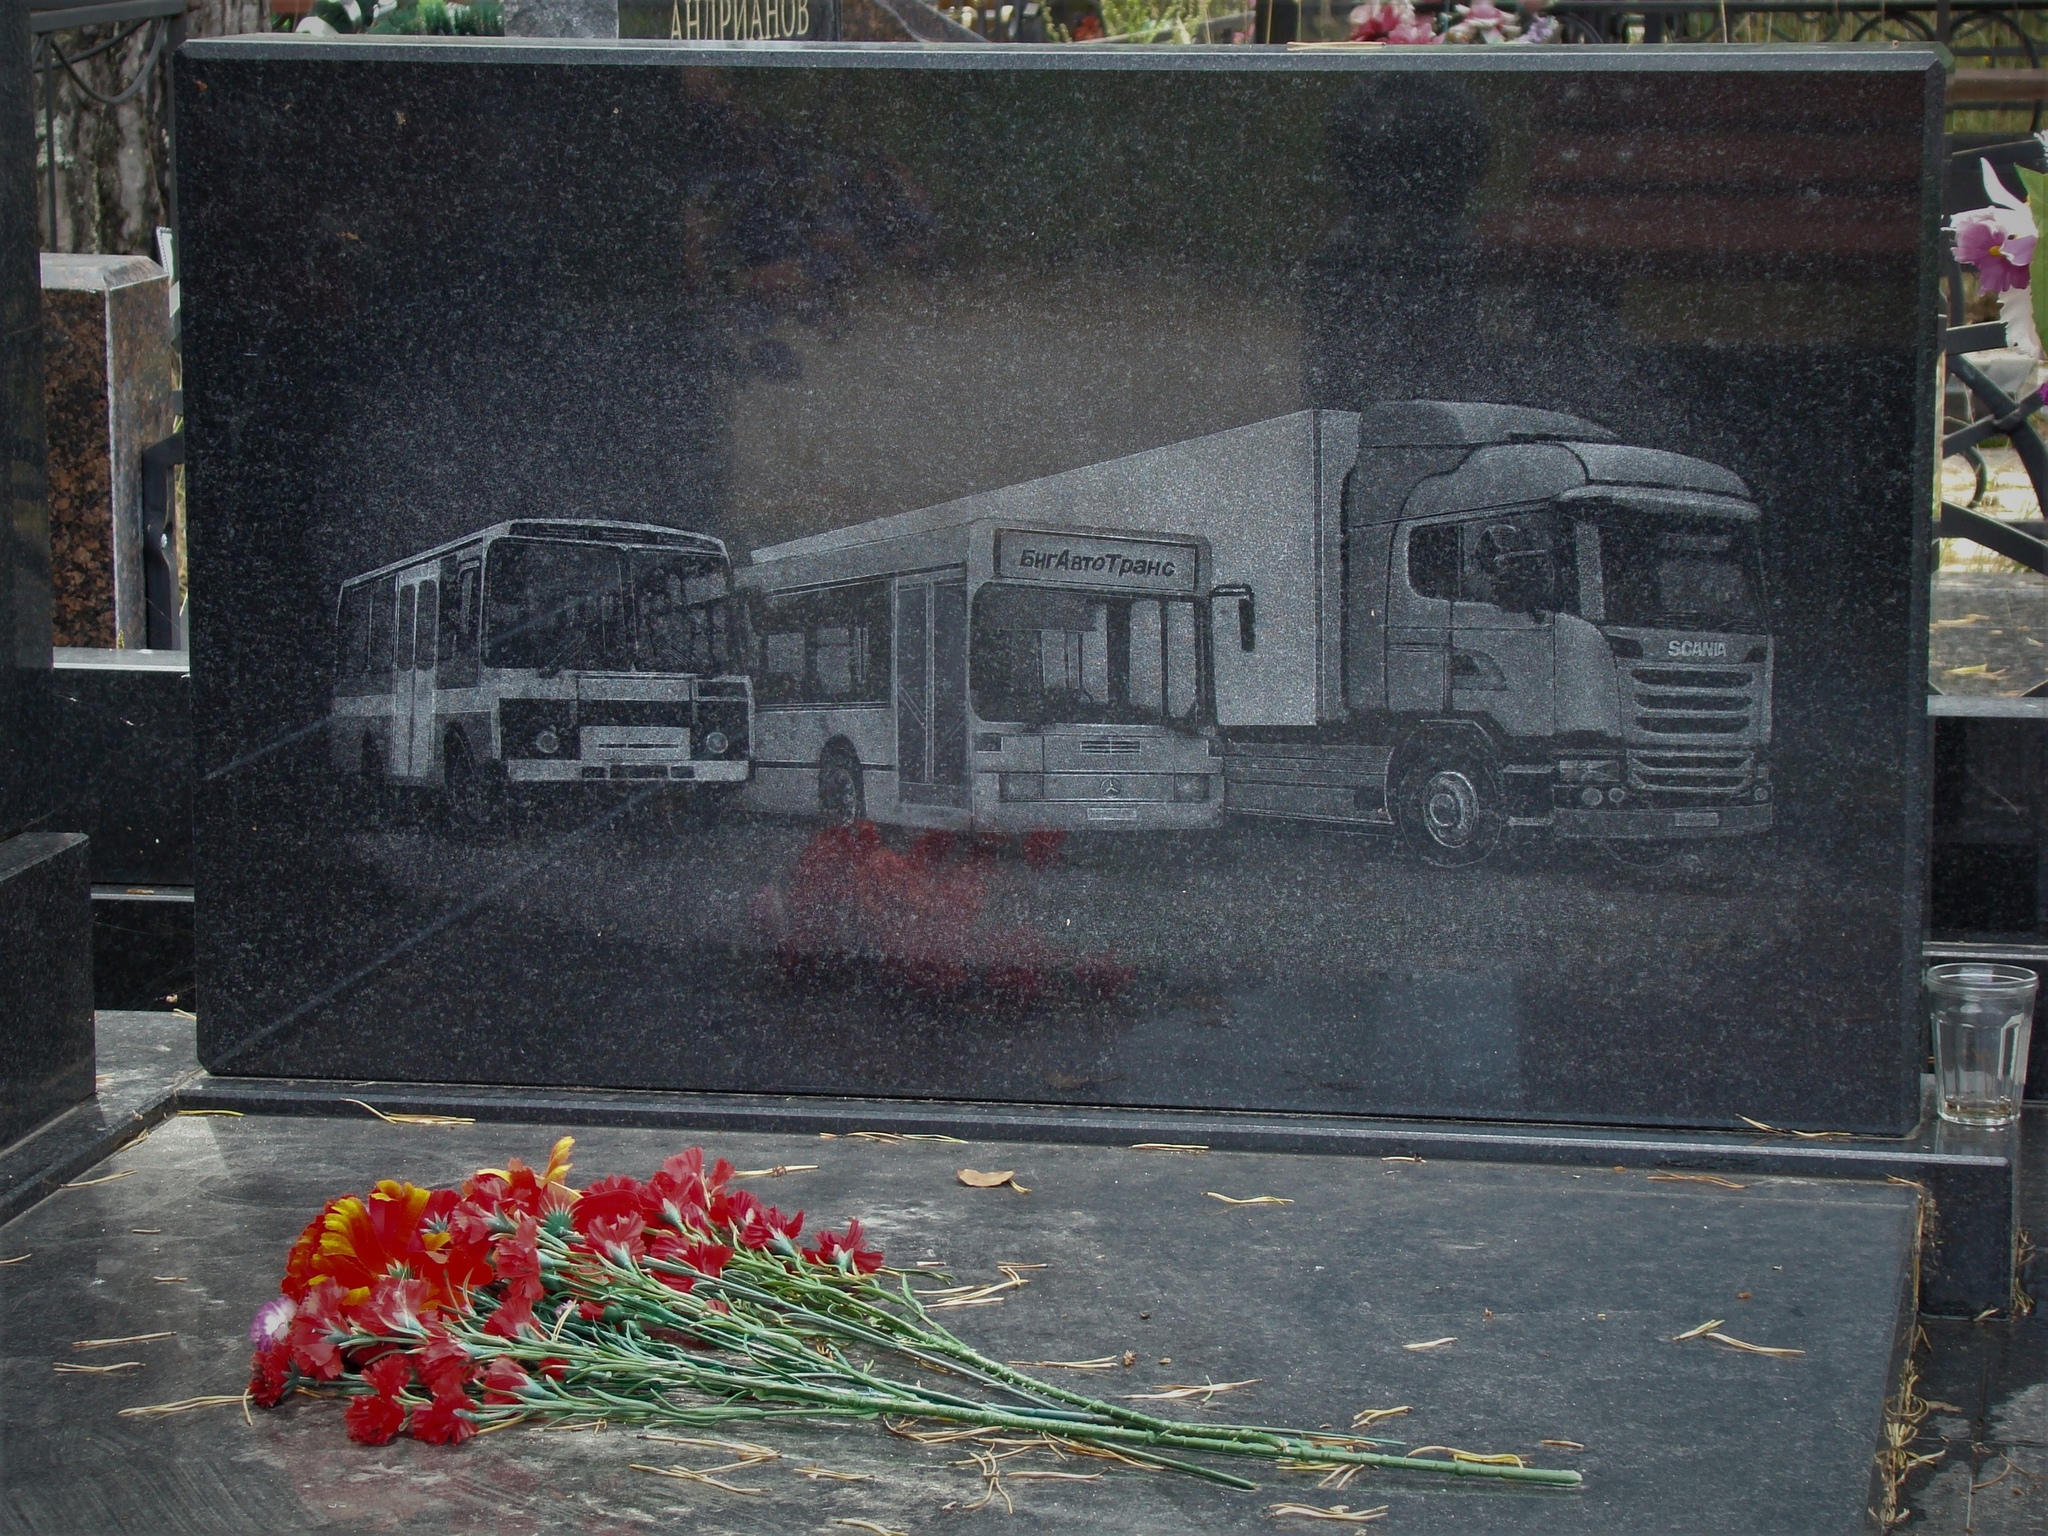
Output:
[{"xmin": 246, "ymin": 1139, "xmax": 1581, "ymax": 1494}]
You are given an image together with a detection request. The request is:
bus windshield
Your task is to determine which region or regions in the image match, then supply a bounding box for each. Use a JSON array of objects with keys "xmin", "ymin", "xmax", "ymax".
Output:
[
  {"xmin": 970, "ymin": 583, "xmax": 1202, "ymax": 729},
  {"xmin": 484, "ymin": 538, "xmax": 737, "ymax": 673},
  {"xmin": 1576, "ymin": 507, "xmax": 1764, "ymax": 631}
]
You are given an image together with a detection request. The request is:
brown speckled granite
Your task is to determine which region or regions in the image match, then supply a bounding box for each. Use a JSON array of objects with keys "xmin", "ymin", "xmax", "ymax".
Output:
[{"xmin": 39, "ymin": 256, "xmax": 175, "ymax": 650}]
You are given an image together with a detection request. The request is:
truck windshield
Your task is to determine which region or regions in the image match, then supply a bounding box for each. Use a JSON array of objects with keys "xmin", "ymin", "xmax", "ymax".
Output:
[
  {"xmin": 1579, "ymin": 508, "xmax": 1764, "ymax": 631},
  {"xmin": 484, "ymin": 538, "xmax": 736, "ymax": 673},
  {"xmin": 970, "ymin": 583, "xmax": 1202, "ymax": 729}
]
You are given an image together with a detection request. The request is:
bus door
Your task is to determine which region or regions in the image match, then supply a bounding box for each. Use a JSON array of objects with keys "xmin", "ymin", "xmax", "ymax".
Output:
[
  {"xmin": 395, "ymin": 574, "xmax": 440, "ymax": 781},
  {"xmin": 895, "ymin": 577, "xmax": 967, "ymax": 807}
]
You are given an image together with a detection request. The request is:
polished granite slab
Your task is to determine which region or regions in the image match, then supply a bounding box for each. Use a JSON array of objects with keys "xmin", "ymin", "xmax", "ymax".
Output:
[
  {"xmin": 176, "ymin": 42, "xmax": 1944, "ymax": 1137},
  {"xmin": 0, "ymin": 834, "xmax": 95, "ymax": 1150},
  {"xmin": 0, "ymin": 1111, "xmax": 1919, "ymax": 1535}
]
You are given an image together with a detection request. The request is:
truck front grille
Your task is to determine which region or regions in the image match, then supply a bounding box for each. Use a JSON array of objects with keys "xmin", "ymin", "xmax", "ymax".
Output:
[
  {"xmin": 1628, "ymin": 666, "xmax": 1756, "ymax": 738},
  {"xmin": 1078, "ymin": 738, "xmax": 1143, "ymax": 755}
]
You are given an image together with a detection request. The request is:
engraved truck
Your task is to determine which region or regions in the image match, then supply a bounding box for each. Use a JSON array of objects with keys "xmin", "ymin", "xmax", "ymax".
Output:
[{"xmin": 917, "ymin": 403, "xmax": 1774, "ymax": 865}]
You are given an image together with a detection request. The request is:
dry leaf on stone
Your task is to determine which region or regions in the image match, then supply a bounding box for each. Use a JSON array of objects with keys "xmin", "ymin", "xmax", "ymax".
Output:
[{"xmin": 957, "ymin": 1169, "xmax": 1030, "ymax": 1192}]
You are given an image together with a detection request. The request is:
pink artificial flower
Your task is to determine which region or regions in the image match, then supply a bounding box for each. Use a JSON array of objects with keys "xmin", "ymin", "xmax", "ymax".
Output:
[
  {"xmin": 249, "ymin": 1294, "xmax": 297, "ymax": 1348},
  {"xmin": 1952, "ymin": 160, "xmax": 2038, "ymax": 294}
]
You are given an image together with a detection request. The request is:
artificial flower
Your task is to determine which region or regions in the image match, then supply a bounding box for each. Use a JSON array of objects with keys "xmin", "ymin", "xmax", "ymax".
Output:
[
  {"xmin": 288, "ymin": 1279, "xmax": 350, "ymax": 1381},
  {"xmin": 803, "ymin": 1219, "xmax": 884, "ymax": 1275},
  {"xmin": 1952, "ymin": 161, "xmax": 2038, "ymax": 295},
  {"xmin": 358, "ymin": 1276, "xmax": 433, "ymax": 1337},
  {"xmin": 249, "ymin": 1294, "xmax": 297, "ymax": 1348},
  {"xmin": 408, "ymin": 1388, "xmax": 476, "ymax": 1446},
  {"xmin": 1349, "ymin": 0, "xmax": 1436, "ymax": 41},
  {"xmin": 248, "ymin": 1345, "xmax": 292, "ymax": 1408},
  {"xmin": 1442, "ymin": 0, "xmax": 1519, "ymax": 41},
  {"xmin": 361, "ymin": 1353, "xmax": 413, "ymax": 1398},
  {"xmin": 481, "ymin": 1357, "xmax": 532, "ymax": 1405},
  {"xmin": 409, "ymin": 1323, "xmax": 473, "ymax": 1396}
]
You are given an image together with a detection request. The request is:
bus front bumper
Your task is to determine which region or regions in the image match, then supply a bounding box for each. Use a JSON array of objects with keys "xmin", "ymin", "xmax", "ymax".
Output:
[
  {"xmin": 1551, "ymin": 802, "xmax": 1773, "ymax": 840},
  {"xmin": 506, "ymin": 759, "xmax": 751, "ymax": 785},
  {"xmin": 973, "ymin": 799, "xmax": 1224, "ymax": 833}
]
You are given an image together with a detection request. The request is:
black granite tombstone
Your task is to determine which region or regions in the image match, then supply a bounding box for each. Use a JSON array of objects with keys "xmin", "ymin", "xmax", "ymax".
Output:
[
  {"xmin": 178, "ymin": 41, "xmax": 1943, "ymax": 1138},
  {"xmin": 0, "ymin": 0, "xmax": 94, "ymax": 1151}
]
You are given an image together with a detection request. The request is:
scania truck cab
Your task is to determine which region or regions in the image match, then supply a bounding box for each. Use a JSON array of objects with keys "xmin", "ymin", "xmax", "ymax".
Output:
[{"xmin": 1337, "ymin": 400, "xmax": 1773, "ymax": 863}]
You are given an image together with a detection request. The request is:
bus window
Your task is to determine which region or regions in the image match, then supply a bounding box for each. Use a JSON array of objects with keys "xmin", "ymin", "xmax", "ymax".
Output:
[
  {"xmin": 483, "ymin": 538, "xmax": 628, "ymax": 672},
  {"xmin": 367, "ymin": 577, "xmax": 394, "ymax": 682},
  {"xmin": 970, "ymin": 583, "xmax": 1204, "ymax": 730},
  {"xmin": 439, "ymin": 564, "xmax": 481, "ymax": 688},
  {"xmin": 396, "ymin": 585, "xmax": 417, "ymax": 672},
  {"xmin": 633, "ymin": 550, "xmax": 736, "ymax": 674},
  {"xmin": 335, "ymin": 576, "xmax": 397, "ymax": 693},
  {"xmin": 416, "ymin": 581, "xmax": 439, "ymax": 672},
  {"xmin": 753, "ymin": 583, "xmax": 889, "ymax": 704}
]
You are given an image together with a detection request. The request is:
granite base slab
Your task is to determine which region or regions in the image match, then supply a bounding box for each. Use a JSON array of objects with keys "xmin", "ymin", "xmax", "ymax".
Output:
[
  {"xmin": 0, "ymin": 1112, "xmax": 1918, "ymax": 1535},
  {"xmin": 180, "ymin": 1066, "xmax": 2019, "ymax": 1317},
  {"xmin": 0, "ymin": 834, "xmax": 95, "ymax": 1150},
  {"xmin": 0, "ymin": 1012, "xmax": 198, "ymax": 1228}
]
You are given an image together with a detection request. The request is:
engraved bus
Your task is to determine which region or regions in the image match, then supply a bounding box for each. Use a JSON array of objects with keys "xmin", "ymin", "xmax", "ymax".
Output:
[
  {"xmin": 329, "ymin": 519, "xmax": 752, "ymax": 824},
  {"xmin": 737, "ymin": 513, "xmax": 1223, "ymax": 833}
]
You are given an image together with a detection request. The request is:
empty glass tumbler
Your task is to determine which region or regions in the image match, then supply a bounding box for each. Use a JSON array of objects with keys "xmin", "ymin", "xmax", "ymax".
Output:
[{"xmin": 1926, "ymin": 963, "xmax": 2038, "ymax": 1129}]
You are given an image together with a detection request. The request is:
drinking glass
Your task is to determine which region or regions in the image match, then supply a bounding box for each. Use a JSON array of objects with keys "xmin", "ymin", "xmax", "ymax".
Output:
[{"xmin": 1926, "ymin": 962, "xmax": 2037, "ymax": 1129}]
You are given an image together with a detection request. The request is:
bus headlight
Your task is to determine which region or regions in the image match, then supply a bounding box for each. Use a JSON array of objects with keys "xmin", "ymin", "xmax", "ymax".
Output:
[
  {"xmin": 1172, "ymin": 774, "xmax": 1211, "ymax": 803},
  {"xmin": 1000, "ymin": 773, "xmax": 1044, "ymax": 802},
  {"xmin": 701, "ymin": 730, "xmax": 729, "ymax": 758},
  {"xmin": 533, "ymin": 727, "xmax": 561, "ymax": 756}
]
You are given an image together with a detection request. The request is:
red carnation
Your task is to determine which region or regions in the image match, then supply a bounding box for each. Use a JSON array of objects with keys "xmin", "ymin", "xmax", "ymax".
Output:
[
  {"xmin": 570, "ymin": 1175, "xmax": 646, "ymax": 1236},
  {"xmin": 410, "ymin": 1323, "xmax": 473, "ymax": 1397},
  {"xmin": 358, "ymin": 1276, "xmax": 433, "ymax": 1337},
  {"xmin": 737, "ymin": 1204, "xmax": 804, "ymax": 1252},
  {"xmin": 361, "ymin": 1353, "xmax": 413, "ymax": 1398},
  {"xmin": 344, "ymin": 1391, "xmax": 407, "ymax": 1446},
  {"xmin": 492, "ymin": 1217, "xmax": 546, "ymax": 1304},
  {"xmin": 483, "ymin": 1294, "xmax": 539, "ymax": 1341},
  {"xmin": 804, "ymin": 1219, "xmax": 885, "ymax": 1275},
  {"xmin": 583, "ymin": 1210, "xmax": 648, "ymax": 1262},
  {"xmin": 409, "ymin": 1388, "xmax": 476, "ymax": 1446},
  {"xmin": 248, "ymin": 1344, "xmax": 292, "ymax": 1408},
  {"xmin": 481, "ymin": 1357, "xmax": 532, "ymax": 1405},
  {"xmin": 288, "ymin": 1280, "xmax": 350, "ymax": 1381}
]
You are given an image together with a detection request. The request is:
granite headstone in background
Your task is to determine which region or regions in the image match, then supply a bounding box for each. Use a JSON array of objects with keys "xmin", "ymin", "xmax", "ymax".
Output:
[
  {"xmin": 501, "ymin": 0, "xmax": 619, "ymax": 36},
  {"xmin": 40, "ymin": 254, "xmax": 177, "ymax": 650},
  {"xmin": 177, "ymin": 43, "xmax": 1941, "ymax": 1135}
]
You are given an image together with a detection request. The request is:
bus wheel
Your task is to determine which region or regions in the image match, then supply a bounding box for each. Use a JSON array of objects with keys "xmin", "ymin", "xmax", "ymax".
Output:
[
  {"xmin": 445, "ymin": 735, "xmax": 502, "ymax": 831},
  {"xmin": 818, "ymin": 751, "xmax": 864, "ymax": 825},
  {"xmin": 1394, "ymin": 745, "xmax": 1502, "ymax": 868}
]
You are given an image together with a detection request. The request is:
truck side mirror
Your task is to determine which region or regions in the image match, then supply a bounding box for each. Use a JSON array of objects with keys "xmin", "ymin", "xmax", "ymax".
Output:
[{"xmin": 1213, "ymin": 585, "xmax": 1255, "ymax": 653}]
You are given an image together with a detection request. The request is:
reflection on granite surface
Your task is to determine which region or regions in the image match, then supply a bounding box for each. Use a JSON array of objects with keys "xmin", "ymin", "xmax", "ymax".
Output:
[{"xmin": 40, "ymin": 255, "xmax": 176, "ymax": 650}]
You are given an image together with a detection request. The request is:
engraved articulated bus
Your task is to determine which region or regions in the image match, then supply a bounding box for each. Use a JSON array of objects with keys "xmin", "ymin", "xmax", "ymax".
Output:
[
  {"xmin": 329, "ymin": 519, "xmax": 752, "ymax": 823},
  {"xmin": 736, "ymin": 510, "xmax": 1223, "ymax": 833}
]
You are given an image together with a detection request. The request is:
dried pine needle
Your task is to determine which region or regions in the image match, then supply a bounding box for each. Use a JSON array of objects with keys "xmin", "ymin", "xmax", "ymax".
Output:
[
  {"xmin": 0, "ymin": 1254, "xmax": 28, "ymax": 1266},
  {"xmin": 835, "ymin": 1521, "xmax": 910, "ymax": 1536},
  {"xmin": 176, "ymin": 1109, "xmax": 243, "ymax": 1117},
  {"xmin": 1671, "ymin": 1319, "xmax": 1725, "ymax": 1342},
  {"xmin": 1008, "ymin": 1356, "xmax": 1121, "ymax": 1370},
  {"xmin": 732, "ymin": 1165, "xmax": 818, "ymax": 1178},
  {"xmin": 150, "ymin": 1276, "xmax": 189, "ymax": 1284},
  {"xmin": 849, "ymin": 1131, "xmax": 966, "ymax": 1144},
  {"xmin": 75, "ymin": 1332, "xmax": 175, "ymax": 1350},
  {"xmin": 1131, "ymin": 1143, "xmax": 1208, "ymax": 1154},
  {"xmin": 1265, "ymin": 1503, "xmax": 1391, "ymax": 1523},
  {"xmin": 1736, "ymin": 1116, "xmax": 1852, "ymax": 1140},
  {"xmin": 639, "ymin": 1433, "xmax": 779, "ymax": 1460},
  {"xmin": 1400, "ymin": 1337, "xmax": 1457, "ymax": 1352},
  {"xmin": 117, "ymin": 1394, "xmax": 247, "ymax": 1418},
  {"xmin": 1704, "ymin": 1331, "xmax": 1804, "ymax": 1358},
  {"xmin": 55, "ymin": 1361, "xmax": 144, "ymax": 1373},
  {"xmin": 341, "ymin": 1099, "xmax": 475, "ymax": 1127},
  {"xmin": 629, "ymin": 1462, "xmax": 765, "ymax": 1495},
  {"xmin": 63, "ymin": 1170, "xmax": 136, "ymax": 1188},
  {"xmin": 1122, "ymin": 1378, "xmax": 1259, "ymax": 1403},
  {"xmin": 1647, "ymin": 1173, "xmax": 1748, "ymax": 1189},
  {"xmin": 793, "ymin": 1466, "xmax": 873, "ymax": 1482},
  {"xmin": 1540, "ymin": 1439, "xmax": 1587, "ymax": 1450},
  {"xmin": 1350, "ymin": 1406, "xmax": 1413, "ymax": 1428},
  {"xmin": 1008, "ymin": 1470, "xmax": 1104, "ymax": 1481},
  {"xmin": 1380, "ymin": 1155, "xmax": 1424, "ymax": 1164},
  {"xmin": 1205, "ymin": 1192, "xmax": 1293, "ymax": 1206}
]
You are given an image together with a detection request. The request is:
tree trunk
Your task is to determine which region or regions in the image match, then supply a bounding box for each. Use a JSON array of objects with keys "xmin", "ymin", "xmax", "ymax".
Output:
[{"xmin": 35, "ymin": 0, "xmax": 270, "ymax": 256}]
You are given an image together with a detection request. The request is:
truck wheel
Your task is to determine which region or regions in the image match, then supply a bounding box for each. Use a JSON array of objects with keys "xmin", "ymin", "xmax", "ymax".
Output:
[
  {"xmin": 444, "ymin": 734, "xmax": 503, "ymax": 832},
  {"xmin": 1395, "ymin": 747, "xmax": 1503, "ymax": 868},
  {"xmin": 818, "ymin": 751, "xmax": 865, "ymax": 825}
]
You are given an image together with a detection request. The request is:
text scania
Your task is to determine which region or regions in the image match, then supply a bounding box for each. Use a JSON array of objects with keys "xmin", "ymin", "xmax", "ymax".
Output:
[
  {"xmin": 1016, "ymin": 547, "xmax": 1178, "ymax": 580},
  {"xmin": 1666, "ymin": 639, "xmax": 1730, "ymax": 659}
]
